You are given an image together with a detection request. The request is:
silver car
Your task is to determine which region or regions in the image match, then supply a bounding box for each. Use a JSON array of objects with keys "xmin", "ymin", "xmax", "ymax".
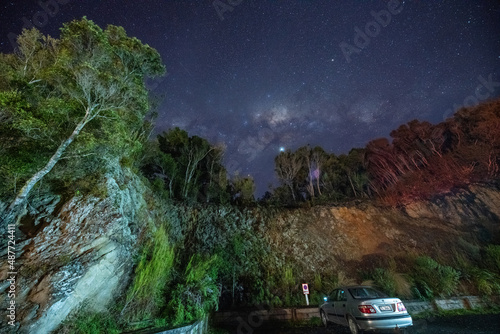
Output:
[{"xmin": 319, "ymin": 285, "xmax": 413, "ymax": 334}]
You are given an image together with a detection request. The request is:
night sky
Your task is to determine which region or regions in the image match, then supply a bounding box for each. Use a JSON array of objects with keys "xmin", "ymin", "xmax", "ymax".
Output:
[{"xmin": 1, "ymin": 0, "xmax": 500, "ymax": 195}]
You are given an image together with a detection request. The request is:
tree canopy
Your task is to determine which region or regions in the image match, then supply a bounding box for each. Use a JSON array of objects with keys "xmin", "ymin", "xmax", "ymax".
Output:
[
  {"xmin": 0, "ymin": 18, "xmax": 165, "ymax": 222},
  {"xmin": 141, "ymin": 127, "xmax": 229, "ymax": 203},
  {"xmin": 365, "ymin": 99, "xmax": 500, "ymax": 205},
  {"xmin": 270, "ymin": 100, "xmax": 500, "ymax": 206},
  {"xmin": 272, "ymin": 145, "xmax": 369, "ymax": 204}
]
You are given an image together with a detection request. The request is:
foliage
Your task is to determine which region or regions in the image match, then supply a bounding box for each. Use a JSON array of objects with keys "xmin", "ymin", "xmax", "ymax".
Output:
[
  {"xmin": 372, "ymin": 267, "xmax": 397, "ymax": 297},
  {"xmin": 411, "ymin": 256, "xmax": 460, "ymax": 299},
  {"xmin": 365, "ymin": 100, "xmax": 500, "ymax": 205},
  {"xmin": 271, "ymin": 146, "xmax": 369, "ymax": 205},
  {"xmin": 0, "ymin": 17, "xmax": 164, "ymax": 216},
  {"xmin": 122, "ymin": 225, "xmax": 174, "ymax": 322},
  {"xmin": 268, "ymin": 99, "xmax": 500, "ymax": 206},
  {"xmin": 471, "ymin": 268, "xmax": 500, "ymax": 296},
  {"xmin": 141, "ymin": 128, "xmax": 243, "ymax": 204},
  {"xmin": 162, "ymin": 203, "xmax": 273, "ymax": 308},
  {"xmin": 60, "ymin": 310, "xmax": 121, "ymax": 334},
  {"xmin": 282, "ymin": 266, "xmax": 297, "ymax": 306},
  {"xmin": 371, "ymin": 266, "xmax": 412, "ymax": 299},
  {"xmin": 167, "ymin": 254, "xmax": 220, "ymax": 326},
  {"xmin": 230, "ymin": 174, "xmax": 256, "ymax": 205},
  {"xmin": 249, "ymin": 277, "xmax": 283, "ymax": 307},
  {"xmin": 483, "ymin": 244, "xmax": 500, "ymax": 274}
]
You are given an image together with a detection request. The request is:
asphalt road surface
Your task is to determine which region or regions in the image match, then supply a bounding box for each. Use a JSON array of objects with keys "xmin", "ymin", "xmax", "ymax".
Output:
[{"xmin": 216, "ymin": 314, "xmax": 500, "ymax": 334}]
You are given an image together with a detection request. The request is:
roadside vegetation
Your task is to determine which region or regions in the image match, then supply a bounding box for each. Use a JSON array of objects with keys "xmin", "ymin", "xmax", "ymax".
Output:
[{"xmin": 1, "ymin": 17, "xmax": 499, "ymax": 333}]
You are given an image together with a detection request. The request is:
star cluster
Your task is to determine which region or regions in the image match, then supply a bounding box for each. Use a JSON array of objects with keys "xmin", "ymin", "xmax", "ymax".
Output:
[{"xmin": 1, "ymin": 0, "xmax": 499, "ymax": 195}]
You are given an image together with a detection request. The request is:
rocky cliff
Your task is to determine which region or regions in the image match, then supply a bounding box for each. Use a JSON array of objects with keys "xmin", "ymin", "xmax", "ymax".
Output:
[
  {"xmin": 1, "ymin": 177, "xmax": 499, "ymax": 332},
  {"xmin": 262, "ymin": 183, "xmax": 500, "ymax": 281},
  {"xmin": 0, "ymin": 164, "xmax": 150, "ymax": 334}
]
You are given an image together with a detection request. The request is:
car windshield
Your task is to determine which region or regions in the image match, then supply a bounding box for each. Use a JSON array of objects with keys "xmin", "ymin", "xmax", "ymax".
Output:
[{"xmin": 348, "ymin": 287, "xmax": 388, "ymax": 299}]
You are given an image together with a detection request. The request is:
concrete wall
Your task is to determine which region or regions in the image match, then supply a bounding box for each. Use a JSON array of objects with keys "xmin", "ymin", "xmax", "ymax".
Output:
[
  {"xmin": 405, "ymin": 296, "xmax": 493, "ymax": 314},
  {"xmin": 214, "ymin": 307, "xmax": 320, "ymax": 325}
]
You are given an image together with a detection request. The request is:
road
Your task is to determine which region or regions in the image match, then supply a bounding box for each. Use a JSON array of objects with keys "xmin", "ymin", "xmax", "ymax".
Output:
[{"xmin": 215, "ymin": 314, "xmax": 500, "ymax": 334}]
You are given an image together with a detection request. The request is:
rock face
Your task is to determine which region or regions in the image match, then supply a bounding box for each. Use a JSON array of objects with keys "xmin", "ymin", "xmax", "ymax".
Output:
[
  {"xmin": 1, "ymin": 175, "xmax": 499, "ymax": 332},
  {"xmin": 0, "ymin": 165, "xmax": 149, "ymax": 334},
  {"xmin": 263, "ymin": 183, "xmax": 500, "ymax": 280}
]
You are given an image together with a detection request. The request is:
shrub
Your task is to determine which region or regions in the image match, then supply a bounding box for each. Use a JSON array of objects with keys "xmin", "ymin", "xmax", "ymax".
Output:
[
  {"xmin": 167, "ymin": 254, "xmax": 220, "ymax": 326},
  {"xmin": 371, "ymin": 267, "xmax": 412, "ymax": 299},
  {"xmin": 248, "ymin": 278, "xmax": 282, "ymax": 307},
  {"xmin": 60, "ymin": 310, "xmax": 120, "ymax": 334},
  {"xmin": 484, "ymin": 245, "xmax": 500, "ymax": 274},
  {"xmin": 372, "ymin": 268, "xmax": 396, "ymax": 296},
  {"xmin": 411, "ymin": 256, "xmax": 460, "ymax": 299},
  {"xmin": 283, "ymin": 266, "xmax": 296, "ymax": 306},
  {"xmin": 471, "ymin": 268, "xmax": 500, "ymax": 296}
]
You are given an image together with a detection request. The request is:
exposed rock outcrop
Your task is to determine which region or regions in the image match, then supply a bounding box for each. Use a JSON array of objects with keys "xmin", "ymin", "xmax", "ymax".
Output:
[
  {"xmin": 0, "ymin": 165, "xmax": 149, "ymax": 334},
  {"xmin": 263, "ymin": 183, "xmax": 500, "ymax": 279},
  {"xmin": 1, "ymin": 176, "xmax": 499, "ymax": 332}
]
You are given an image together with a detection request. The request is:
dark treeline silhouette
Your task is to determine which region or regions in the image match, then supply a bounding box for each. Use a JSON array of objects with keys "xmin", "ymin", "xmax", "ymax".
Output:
[
  {"xmin": 140, "ymin": 127, "xmax": 256, "ymax": 205},
  {"xmin": 268, "ymin": 99, "xmax": 500, "ymax": 206},
  {"xmin": 141, "ymin": 100, "xmax": 500, "ymax": 207},
  {"xmin": 268, "ymin": 145, "xmax": 369, "ymax": 205}
]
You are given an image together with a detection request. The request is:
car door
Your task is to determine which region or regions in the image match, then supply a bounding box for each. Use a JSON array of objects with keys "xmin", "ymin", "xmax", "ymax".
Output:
[
  {"xmin": 322, "ymin": 289, "xmax": 338, "ymax": 324},
  {"xmin": 331, "ymin": 288, "xmax": 348, "ymax": 326}
]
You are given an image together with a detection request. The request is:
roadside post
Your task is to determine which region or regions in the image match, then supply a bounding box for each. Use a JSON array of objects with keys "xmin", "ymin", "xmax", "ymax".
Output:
[{"xmin": 302, "ymin": 283, "xmax": 309, "ymax": 306}]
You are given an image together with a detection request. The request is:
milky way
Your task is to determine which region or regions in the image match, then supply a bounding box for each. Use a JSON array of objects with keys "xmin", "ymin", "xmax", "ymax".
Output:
[{"xmin": 1, "ymin": 0, "xmax": 499, "ymax": 195}]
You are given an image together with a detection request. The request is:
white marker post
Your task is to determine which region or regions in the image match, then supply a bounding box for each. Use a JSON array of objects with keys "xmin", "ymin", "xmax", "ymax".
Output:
[{"xmin": 302, "ymin": 283, "xmax": 309, "ymax": 306}]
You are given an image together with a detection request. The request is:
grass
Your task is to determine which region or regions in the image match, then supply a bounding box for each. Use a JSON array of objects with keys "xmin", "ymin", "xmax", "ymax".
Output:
[
  {"xmin": 121, "ymin": 225, "xmax": 174, "ymax": 322},
  {"xmin": 59, "ymin": 310, "xmax": 121, "ymax": 334}
]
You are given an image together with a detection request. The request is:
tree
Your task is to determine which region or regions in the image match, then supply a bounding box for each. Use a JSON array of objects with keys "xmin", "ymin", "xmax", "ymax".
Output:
[
  {"xmin": 204, "ymin": 144, "xmax": 228, "ymax": 203},
  {"xmin": 151, "ymin": 128, "xmax": 228, "ymax": 202},
  {"xmin": 230, "ymin": 174, "xmax": 255, "ymax": 205},
  {"xmin": 275, "ymin": 150, "xmax": 302, "ymax": 202},
  {"xmin": 296, "ymin": 145, "xmax": 328, "ymax": 198},
  {"xmin": 0, "ymin": 18, "xmax": 165, "ymax": 224},
  {"xmin": 338, "ymin": 148, "xmax": 368, "ymax": 198}
]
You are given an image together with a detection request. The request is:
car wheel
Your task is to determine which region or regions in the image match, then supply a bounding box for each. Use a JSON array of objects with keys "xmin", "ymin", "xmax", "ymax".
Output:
[
  {"xmin": 320, "ymin": 310, "xmax": 328, "ymax": 328},
  {"xmin": 348, "ymin": 316, "xmax": 361, "ymax": 334}
]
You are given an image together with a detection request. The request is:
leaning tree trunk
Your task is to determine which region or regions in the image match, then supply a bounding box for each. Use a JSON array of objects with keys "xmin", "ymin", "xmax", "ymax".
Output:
[
  {"xmin": 288, "ymin": 183, "xmax": 296, "ymax": 202},
  {"xmin": 1, "ymin": 111, "xmax": 90, "ymax": 227},
  {"xmin": 347, "ymin": 173, "xmax": 358, "ymax": 198}
]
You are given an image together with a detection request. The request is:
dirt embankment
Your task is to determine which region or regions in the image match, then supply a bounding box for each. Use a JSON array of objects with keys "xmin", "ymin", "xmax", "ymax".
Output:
[{"xmin": 263, "ymin": 184, "xmax": 500, "ymax": 280}]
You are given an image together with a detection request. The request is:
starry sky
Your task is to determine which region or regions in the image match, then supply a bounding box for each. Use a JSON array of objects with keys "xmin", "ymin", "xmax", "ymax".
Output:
[{"xmin": 1, "ymin": 0, "xmax": 500, "ymax": 195}]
